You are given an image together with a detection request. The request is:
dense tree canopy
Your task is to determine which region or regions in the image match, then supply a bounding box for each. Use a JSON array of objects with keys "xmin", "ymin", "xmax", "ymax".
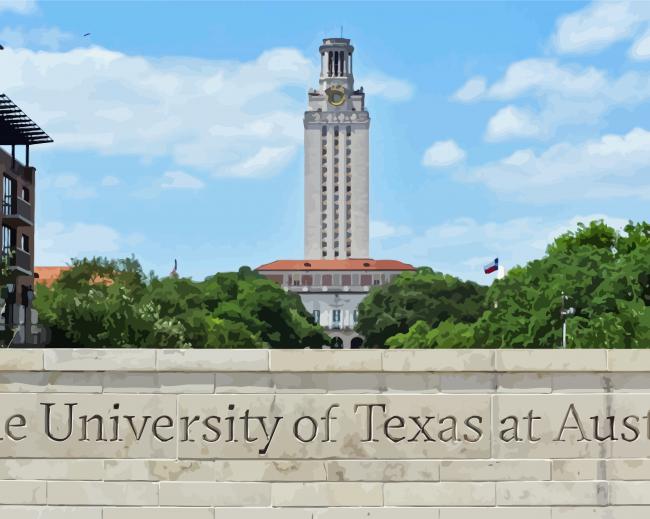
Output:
[
  {"xmin": 385, "ymin": 220, "xmax": 650, "ymax": 349},
  {"xmin": 34, "ymin": 258, "xmax": 328, "ymax": 348},
  {"xmin": 355, "ymin": 267, "xmax": 488, "ymax": 347}
]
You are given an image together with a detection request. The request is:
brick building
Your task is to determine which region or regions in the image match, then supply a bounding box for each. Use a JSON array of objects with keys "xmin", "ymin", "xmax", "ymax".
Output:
[{"xmin": 0, "ymin": 94, "xmax": 52, "ymax": 345}]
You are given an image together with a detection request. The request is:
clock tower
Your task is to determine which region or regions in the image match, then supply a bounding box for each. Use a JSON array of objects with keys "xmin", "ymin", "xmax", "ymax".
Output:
[{"xmin": 304, "ymin": 37, "xmax": 369, "ymax": 259}]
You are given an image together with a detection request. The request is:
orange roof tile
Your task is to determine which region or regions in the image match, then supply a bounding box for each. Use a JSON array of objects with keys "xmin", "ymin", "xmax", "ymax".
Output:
[
  {"xmin": 256, "ymin": 258, "xmax": 416, "ymax": 272},
  {"xmin": 34, "ymin": 266, "xmax": 71, "ymax": 287}
]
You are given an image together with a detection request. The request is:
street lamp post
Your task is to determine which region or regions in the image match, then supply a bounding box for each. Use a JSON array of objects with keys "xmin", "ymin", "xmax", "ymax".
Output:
[{"xmin": 560, "ymin": 291, "xmax": 575, "ymax": 349}]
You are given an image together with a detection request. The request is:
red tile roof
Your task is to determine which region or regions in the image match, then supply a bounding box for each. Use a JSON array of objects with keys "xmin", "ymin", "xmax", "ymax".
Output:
[
  {"xmin": 35, "ymin": 266, "xmax": 114, "ymax": 287},
  {"xmin": 256, "ymin": 259, "xmax": 416, "ymax": 272},
  {"xmin": 34, "ymin": 266, "xmax": 71, "ymax": 287}
]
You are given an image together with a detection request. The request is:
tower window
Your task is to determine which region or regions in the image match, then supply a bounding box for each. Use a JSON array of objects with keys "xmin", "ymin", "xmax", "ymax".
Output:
[
  {"xmin": 346, "ymin": 126, "xmax": 351, "ymax": 136},
  {"xmin": 322, "ymin": 126, "xmax": 327, "ymax": 136}
]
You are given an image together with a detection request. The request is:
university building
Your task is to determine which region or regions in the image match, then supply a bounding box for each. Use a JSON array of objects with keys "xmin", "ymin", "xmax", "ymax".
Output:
[
  {"xmin": 256, "ymin": 38, "xmax": 414, "ymax": 348},
  {"xmin": 0, "ymin": 94, "xmax": 52, "ymax": 345}
]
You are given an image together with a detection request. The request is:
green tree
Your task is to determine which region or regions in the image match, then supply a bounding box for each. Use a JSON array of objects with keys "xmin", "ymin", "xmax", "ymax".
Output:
[
  {"xmin": 474, "ymin": 220, "xmax": 650, "ymax": 348},
  {"xmin": 356, "ymin": 267, "xmax": 487, "ymax": 347},
  {"xmin": 35, "ymin": 259, "xmax": 328, "ymax": 348}
]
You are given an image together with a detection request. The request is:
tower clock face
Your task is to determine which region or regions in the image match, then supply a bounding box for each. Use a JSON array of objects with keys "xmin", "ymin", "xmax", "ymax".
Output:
[{"xmin": 326, "ymin": 86, "xmax": 346, "ymax": 106}]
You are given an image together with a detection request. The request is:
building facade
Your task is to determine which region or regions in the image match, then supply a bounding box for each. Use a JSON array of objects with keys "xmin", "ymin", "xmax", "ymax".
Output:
[
  {"xmin": 0, "ymin": 94, "xmax": 52, "ymax": 345},
  {"xmin": 257, "ymin": 37, "xmax": 415, "ymax": 348},
  {"xmin": 304, "ymin": 38, "xmax": 369, "ymax": 260},
  {"xmin": 257, "ymin": 259, "xmax": 414, "ymax": 348}
]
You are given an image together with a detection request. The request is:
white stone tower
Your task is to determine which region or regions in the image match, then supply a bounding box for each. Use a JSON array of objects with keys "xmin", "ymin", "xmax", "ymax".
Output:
[{"xmin": 304, "ymin": 37, "xmax": 370, "ymax": 259}]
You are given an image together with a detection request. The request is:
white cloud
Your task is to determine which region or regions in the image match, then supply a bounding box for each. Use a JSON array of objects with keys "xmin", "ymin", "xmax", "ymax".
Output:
[
  {"xmin": 370, "ymin": 220, "xmax": 412, "ymax": 240},
  {"xmin": 463, "ymin": 127, "xmax": 650, "ymax": 202},
  {"xmin": 372, "ymin": 214, "xmax": 628, "ymax": 282},
  {"xmin": 452, "ymin": 76, "xmax": 486, "ymax": 102},
  {"xmin": 485, "ymin": 106, "xmax": 541, "ymax": 141},
  {"xmin": 360, "ymin": 72, "xmax": 415, "ymax": 101},
  {"xmin": 230, "ymin": 145, "xmax": 296, "ymax": 177},
  {"xmin": 422, "ymin": 140, "xmax": 466, "ymax": 168},
  {"xmin": 0, "ymin": 26, "xmax": 73, "ymax": 50},
  {"xmin": 39, "ymin": 174, "xmax": 96, "ymax": 199},
  {"xmin": 487, "ymin": 59, "xmax": 605, "ymax": 99},
  {"xmin": 552, "ymin": 1, "xmax": 650, "ymax": 55},
  {"xmin": 2, "ymin": 44, "xmax": 411, "ymax": 179},
  {"xmin": 629, "ymin": 28, "xmax": 650, "ymax": 59},
  {"xmin": 36, "ymin": 222, "xmax": 121, "ymax": 265},
  {"xmin": 457, "ymin": 58, "xmax": 650, "ymax": 140},
  {"xmin": 0, "ymin": 0, "xmax": 37, "ymax": 14},
  {"xmin": 101, "ymin": 175, "xmax": 120, "ymax": 187},
  {"xmin": 161, "ymin": 170, "xmax": 204, "ymax": 190}
]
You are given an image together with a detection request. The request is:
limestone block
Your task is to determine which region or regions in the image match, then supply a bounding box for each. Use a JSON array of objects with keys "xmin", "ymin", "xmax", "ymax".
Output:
[
  {"xmin": 0, "ymin": 459, "xmax": 103, "ymax": 480},
  {"xmin": 439, "ymin": 373, "xmax": 496, "ymax": 393},
  {"xmin": 498, "ymin": 373, "xmax": 552, "ymax": 393},
  {"xmin": 607, "ymin": 459, "xmax": 650, "ymax": 480},
  {"xmin": 157, "ymin": 349, "xmax": 268, "ymax": 372},
  {"xmin": 159, "ymin": 482, "xmax": 270, "ymax": 506},
  {"xmin": 213, "ymin": 510, "xmax": 309, "ymax": 519},
  {"xmin": 492, "ymin": 394, "xmax": 617, "ymax": 459},
  {"xmin": 610, "ymin": 482, "xmax": 650, "ymax": 504},
  {"xmin": 384, "ymin": 482, "xmax": 495, "ymax": 506},
  {"xmin": 313, "ymin": 509, "xmax": 441, "ymax": 519},
  {"xmin": 0, "ymin": 481, "xmax": 46, "ymax": 504},
  {"xmin": 214, "ymin": 373, "xmax": 275, "ymax": 393},
  {"xmin": 47, "ymin": 481, "xmax": 157, "ymax": 505},
  {"xmin": 496, "ymin": 350, "xmax": 607, "ymax": 372},
  {"xmin": 272, "ymin": 373, "xmax": 329, "ymax": 393},
  {"xmin": 552, "ymin": 507, "xmax": 650, "ymax": 518},
  {"xmin": 440, "ymin": 459, "xmax": 550, "ymax": 481},
  {"xmin": 271, "ymin": 482, "xmax": 383, "ymax": 507},
  {"xmin": 104, "ymin": 508, "xmax": 215, "ymax": 519},
  {"xmin": 608, "ymin": 350, "xmax": 650, "ymax": 372},
  {"xmin": 214, "ymin": 460, "xmax": 326, "ymax": 481},
  {"xmin": 270, "ymin": 350, "xmax": 382, "ymax": 372},
  {"xmin": 327, "ymin": 460, "xmax": 439, "ymax": 481},
  {"xmin": 0, "ymin": 393, "xmax": 176, "ymax": 459},
  {"xmin": 0, "ymin": 349, "xmax": 42, "ymax": 371},
  {"xmin": 102, "ymin": 372, "xmax": 215, "ymax": 393},
  {"xmin": 383, "ymin": 350, "xmax": 494, "ymax": 372},
  {"xmin": 552, "ymin": 460, "xmax": 605, "ymax": 480},
  {"xmin": 104, "ymin": 460, "xmax": 216, "ymax": 481},
  {"xmin": 383, "ymin": 373, "xmax": 440, "ymax": 393},
  {"xmin": 609, "ymin": 373, "xmax": 650, "ymax": 392},
  {"xmin": 0, "ymin": 506, "xmax": 102, "ymax": 519},
  {"xmin": 177, "ymin": 394, "xmax": 491, "ymax": 460},
  {"xmin": 44, "ymin": 349, "xmax": 156, "ymax": 371},
  {"xmin": 552, "ymin": 373, "xmax": 608, "ymax": 393},
  {"xmin": 0, "ymin": 371, "xmax": 103, "ymax": 393},
  {"xmin": 308, "ymin": 373, "xmax": 384, "ymax": 394},
  {"xmin": 441, "ymin": 509, "xmax": 550, "ymax": 519},
  {"xmin": 496, "ymin": 481, "xmax": 608, "ymax": 506}
]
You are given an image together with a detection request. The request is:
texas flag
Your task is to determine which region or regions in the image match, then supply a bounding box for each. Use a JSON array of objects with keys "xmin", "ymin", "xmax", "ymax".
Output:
[{"xmin": 484, "ymin": 258, "xmax": 499, "ymax": 275}]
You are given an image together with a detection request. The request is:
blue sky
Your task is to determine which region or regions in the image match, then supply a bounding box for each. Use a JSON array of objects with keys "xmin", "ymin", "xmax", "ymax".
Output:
[{"xmin": 2, "ymin": 0, "xmax": 650, "ymax": 282}]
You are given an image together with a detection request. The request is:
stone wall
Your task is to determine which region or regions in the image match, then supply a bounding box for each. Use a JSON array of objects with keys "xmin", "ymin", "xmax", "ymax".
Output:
[{"xmin": 1, "ymin": 348, "xmax": 650, "ymax": 518}]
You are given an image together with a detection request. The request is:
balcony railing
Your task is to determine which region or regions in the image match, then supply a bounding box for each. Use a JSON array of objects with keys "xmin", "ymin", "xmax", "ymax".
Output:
[
  {"xmin": 2, "ymin": 197, "xmax": 33, "ymax": 226},
  {"xmin": 2, "ymin": 247, "xmax": 32, "ymax": 274},
  {"xmin": 287, "ymin": 284, "xmax": 371, "ymax": 293}
]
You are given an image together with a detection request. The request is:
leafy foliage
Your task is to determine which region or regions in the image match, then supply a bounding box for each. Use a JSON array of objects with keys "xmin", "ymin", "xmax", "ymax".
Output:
[
  {"xmin": 355, "ymin": 267, "xmax": 488, "ymax": 347},
  {"xmin": 381, "ymin": 220, "xmax": 650, "ymax": 349},
  {"xmin": 34, "ymin": 257, "xmax": 328, "ymax": 348}
]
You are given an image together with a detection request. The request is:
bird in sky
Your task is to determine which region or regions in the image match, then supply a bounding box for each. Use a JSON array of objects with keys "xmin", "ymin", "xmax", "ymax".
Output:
[
  {"xmin": 83, "ymin": 33, "xmax": 91, "ymax": 37},
  {"xmin": 0, "ymin": 44, "xmax": 4, "ymax": 50}
]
